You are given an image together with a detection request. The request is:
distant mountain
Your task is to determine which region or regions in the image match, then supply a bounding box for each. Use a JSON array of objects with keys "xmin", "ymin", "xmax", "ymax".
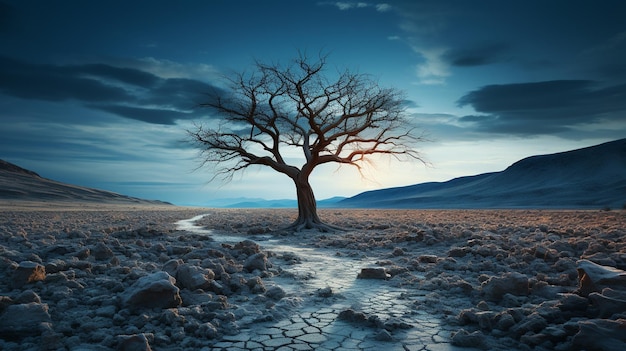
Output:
[
  {"xmin": 0, "ymin": 159, "xmax": 172, "ymax": 206},
  {"xmin": 205, "ymin": 196, "xmax": 346, "ymax": 208},
  {"xmin": 337, "ymin": 138, "xmax": 626, "ymax": 209}
]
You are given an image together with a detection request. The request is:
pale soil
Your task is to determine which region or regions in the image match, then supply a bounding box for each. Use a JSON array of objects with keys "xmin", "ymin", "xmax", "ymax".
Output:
[{"xmin": 1, "ymin": 205, "xmax": 625, "ymax": 350}]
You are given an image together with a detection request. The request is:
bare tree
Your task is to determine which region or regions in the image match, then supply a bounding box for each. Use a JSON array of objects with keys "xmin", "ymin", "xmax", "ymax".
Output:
[{"xmin": 189, "ymin": 54, "xmax": 425, "ymax": 231}]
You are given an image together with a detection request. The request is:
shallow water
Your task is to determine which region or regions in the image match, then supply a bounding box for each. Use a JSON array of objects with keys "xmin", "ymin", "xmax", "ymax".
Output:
[{"xmin": 175, "ymin": 214, "xmax": 471, "ymax": 351}]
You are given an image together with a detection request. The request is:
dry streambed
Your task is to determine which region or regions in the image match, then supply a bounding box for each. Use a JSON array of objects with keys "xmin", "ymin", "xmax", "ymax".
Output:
[
  {"xmin": 0, "ymin": 208, "xmax": 625, "ymax": 351},
  {"xmin": 199, "ymin": 209, "xmax": 626, "ymax": 350}
]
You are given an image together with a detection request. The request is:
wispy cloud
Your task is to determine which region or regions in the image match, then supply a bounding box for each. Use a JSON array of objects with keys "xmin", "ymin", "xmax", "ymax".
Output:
[
  {"xmin": 0, "ymin": 56, "xmax": 222, "ymax": 125},
  {"xmin": 123, "ymin": 57, "xmax": 222, "ymax": 81},
  {"xmin": 336, "ymin": 2, "xmax": 368, "ymax": 10},
  {"xmin": 375, "ymin": 3, "xmax": 391, "ymax": 12},
  {"xmin": 319, "ymin": 1, "xmax": 391, "ymax": 12},
  {"xmin": 412, "ymin": 47, "xmax": 450, "ymax": 85}
]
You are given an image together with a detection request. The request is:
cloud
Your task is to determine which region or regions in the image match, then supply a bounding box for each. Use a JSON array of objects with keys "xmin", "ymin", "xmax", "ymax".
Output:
[
  {"xmin": 457, "ymin": 80, "xmax": 626, "ymax": 136},
  {"xmin": 335, "ymin": 2, "xmax": 368, "ymax": 10},
  {"xmin": 375, "ymin": 3, "xmax": 391, "ymax": 12},
  {"xmin": 120, "ymin": 57, "xmax": 222, "ymax": 81},
  {"xmin": 443, "ymin": 43, "xmax": 510, "ymax": 67},
  {"xmin": 320, "ymin": 1, "xmax": 391, "ymax": 12},
  {"xmin": 89, "ymin": 105, "xmax": 194, "ymax": 125},
  {"xmin": 0, "ymin": 56, "xmax": 222, "ymax": 124},
  {"xmin": 0, "ymin": 56, "xmax": 134, "ymax": 102},
  {"xmin": 412, "ymin": 47, "xmax": 450, "ymax": 85}
]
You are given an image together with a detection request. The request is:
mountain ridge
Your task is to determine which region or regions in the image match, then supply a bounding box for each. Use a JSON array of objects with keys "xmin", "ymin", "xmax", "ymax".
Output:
[
  {"xmin": 0, "ymin": 159, "xmax": 171, "ymax": 206},
  {"xmin": 337, "ymin": 138, "xmax": 626, "ymax": 209}
]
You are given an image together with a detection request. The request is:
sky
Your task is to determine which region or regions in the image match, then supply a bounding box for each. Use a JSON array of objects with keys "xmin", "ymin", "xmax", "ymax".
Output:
[{"xmin": 1, "ymin": 0, "xmax": 625, "ymax": 206}]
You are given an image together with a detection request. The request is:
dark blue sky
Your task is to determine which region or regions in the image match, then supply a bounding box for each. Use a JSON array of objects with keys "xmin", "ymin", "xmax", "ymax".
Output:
[{"xmin": 1, "ymin": 0, "xmax": 625, "ymax": 205}]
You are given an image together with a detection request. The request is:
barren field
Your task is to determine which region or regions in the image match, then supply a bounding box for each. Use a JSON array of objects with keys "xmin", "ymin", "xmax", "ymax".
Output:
[{"xmin": 1, "ymin": 206, "xmax": 625, "ymax": 350}]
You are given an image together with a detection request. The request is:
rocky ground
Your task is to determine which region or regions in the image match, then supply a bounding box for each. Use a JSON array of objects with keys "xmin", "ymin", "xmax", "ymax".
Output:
[{"xmin": 1, "ymin": 206, "xmax": 626, "ymax": 350}]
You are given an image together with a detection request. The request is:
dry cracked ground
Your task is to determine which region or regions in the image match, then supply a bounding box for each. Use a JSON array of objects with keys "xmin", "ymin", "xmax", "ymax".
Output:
[{"xmin": 1, "ymin": 207, "xmax": 626, "ymax": 351}]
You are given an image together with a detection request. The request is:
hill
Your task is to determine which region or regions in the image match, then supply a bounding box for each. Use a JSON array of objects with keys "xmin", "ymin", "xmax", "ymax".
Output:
[
  {"xmin": 0, "ymin": 159, "xmax": 171, "ymax": 206},
  {"xmin": 337, "ymin": 138, "xmax": 626, "ymax": 209},
  {"xmin": 201, "ymin": 196, "xmax": 346, "ymax": 208}
]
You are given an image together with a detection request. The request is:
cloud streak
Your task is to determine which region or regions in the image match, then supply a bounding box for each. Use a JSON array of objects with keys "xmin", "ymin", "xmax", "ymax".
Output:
[
  {"xmin": 457, "ymin": 80, "xmax": 626, "ymax": 135},
  {"xmin": 321, "ymin": 1, "xmax": 391, "ymax": 12},
  {"xmin": 0, "ymin": 56, "xmax": 221, "ymax": 125}
]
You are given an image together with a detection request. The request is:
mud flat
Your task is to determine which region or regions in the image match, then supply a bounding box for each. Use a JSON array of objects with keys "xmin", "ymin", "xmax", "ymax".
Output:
[{"xmin": 1, "ymin": 206, "xmax": 625, "ymax": 350}]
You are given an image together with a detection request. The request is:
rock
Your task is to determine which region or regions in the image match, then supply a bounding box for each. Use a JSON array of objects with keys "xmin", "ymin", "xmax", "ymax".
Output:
[
  {"xmin": 495, "ymin": 312, "xmax": 516, "ymax": 331},
  {"xmin": 317, "ymin": 287, "xmax": 333, "ymax": 297},
  {"xmin": 589, "ymin": 292, "xmax": 626, "ymax": 318},
  {"xmin": 533, "ymin": 245, "xmax": 557, "ymax": 260},
  {"xmin": 510, "ymin": 312, "xmax": 548, "ymax": 338},
  {"xmin": 481, "ymin": 272, "xmax": 529, "ymax": 301},
  {"xmin": 265, "ymin": 286, "xmax": 286, "ymax": 300},
  {"xmin": 520, "ymin": 332, "xmax": 549, "ymax": 346},
  {"xmin": 45, "ymin": 259, "xmax": 68, "ymax": 273},
  {"xmin": 233, "ymin": 240, "xmax": 261, "ymax": 255},
  {"xmin": 357, "ymin": 267, "xmax": 389, "ymax": 279},
  {"xmin": 383, "ymin": 318, "xmax": 413, "ymax": 331},
  {"xmin": 176, "ymin": 264, "xmax": 215, "ymax": 290},
  {"xmin": 0, "ymin": 296, "xmax": 13, "ymax": 314},
  {"xmin": 603, "ymin": 287, "xmax": 626, "ymax": 300},
  {"xmin": 448, "ymin": 247, "xmax": 470, "ymax": 258},
  {"xmin": 338, "ymin": 309, "xmax": 368, "ymax": 323},
  {"xmin": 557, "ymin": 293, "xmax": 589, "ymax": 312},
  {"xmin": 474, "ymin": 311, "xmax": 497, "ymax": 329},
  {"xmin": 75, "ymin": 247, "xmax": 90, "ymax": 259},
  {"xmin": 451, "ymin": 329, "xmax": 485, "ymax": 348},
  {"xmin": 576, "ymin": 259, "xmax": 626, "ymax": 296},
  {"xmin": 206, "ymin": 280, "xmax": 226, "ymax": 295},
  {"xmin": 197, "ymin": 322, "xmax": 219, "ymax": 339},
  {"xmin": 391, "ymin": 247, "xmax": 405, "ymax": 256},
  {"xmin": 418, "ymin": 255, "xmax": 438, "ymax": 263},
  {"xmin": 543, "ymin": 325, "xmax": 568, "ymax": 339},
  {"xmin": 572, "ymin": 319, "xmax": 626, "ymax": 351},
  {"xmin": 243, "ymin": 253, "xmax": 268, "ymax": 272},
  {"xmin": 92, "ymin": 242, "xmax": 115, "ymax": 260},
  {"xmin": 162, "ymin": 259, "xmax": 183, "ymax": 278},
  {"xmin": 374, "ymin": 329, "xmax": 393, "ymax": 341},
  {"xmin": 16, "ymin": 290, "xmax": 41, "ymax": 304},
  {"xmin": 11, "ymin": 261, "xmax": 46, "ymax": 288},
  {"xmin": 118, "ymin": 333, "xmax": 153, "ymax": 351},
  {"xmin": 246, "ymin": 276, "xmax": 266, "ymax": 294},
  {"xmin": 531, "ymin": 282, "xmax": 570, "ymax": 299},
  {"xmin": 0, "ymin": 302, "xmax": 51, "ymax": 336},
  {"xmin": 123, "ymin": 272, "xmax": 182, "ymax": 309}
]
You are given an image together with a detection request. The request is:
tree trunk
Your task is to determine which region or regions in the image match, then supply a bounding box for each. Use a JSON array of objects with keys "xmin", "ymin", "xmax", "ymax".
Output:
[
  {"xmin": 287, "ymin": 173, "xmax": 341, "ymax": 232},
  {"xmin": 294, "ymin": 176, "xmax": 321, "ymax": 226}
]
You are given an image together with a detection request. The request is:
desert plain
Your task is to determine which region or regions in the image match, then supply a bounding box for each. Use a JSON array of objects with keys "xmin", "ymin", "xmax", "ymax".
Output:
[{"xmin": 1, "ymin": 203, "xmax": 626, "ymax": 351}]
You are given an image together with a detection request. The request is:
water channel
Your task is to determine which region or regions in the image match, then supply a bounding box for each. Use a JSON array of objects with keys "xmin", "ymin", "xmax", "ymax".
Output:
[{"xmin": 175, "ymin": 214, "xmax": 468, "ymax": 351}]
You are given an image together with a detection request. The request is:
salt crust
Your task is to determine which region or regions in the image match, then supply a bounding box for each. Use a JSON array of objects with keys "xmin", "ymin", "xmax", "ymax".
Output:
[{"xmin": 1, "ymin": 205, "xmax": 625, "ymax": 350}]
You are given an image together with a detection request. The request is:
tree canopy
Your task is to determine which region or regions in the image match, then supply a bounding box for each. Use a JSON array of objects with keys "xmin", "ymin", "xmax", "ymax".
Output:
[{"xmin": 189, "ymin": 54, "xmax": 425, "ymax": 231}]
